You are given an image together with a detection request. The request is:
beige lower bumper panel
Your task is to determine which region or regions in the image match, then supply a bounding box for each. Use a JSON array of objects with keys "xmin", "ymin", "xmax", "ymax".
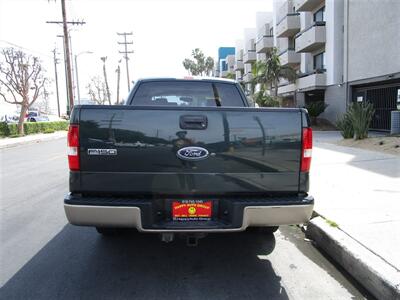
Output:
[{"xmin": 64, "ymin": 204, "xmax": 314, "ymax": 233}]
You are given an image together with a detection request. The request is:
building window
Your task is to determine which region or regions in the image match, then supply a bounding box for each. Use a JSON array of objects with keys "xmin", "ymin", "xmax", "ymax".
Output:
[
  {"xmin": 313, "ymin": 6, "xmax": 325, "ymax": 22},
  {"xmin": 269, "ymin": 27, "xmax": 273, "ymax": 36},
  {"xmin": 313, "ymin": 52, "xmax": 326, "ymax": 71},
  {"xmin": 288, "ymin": 38, "xmax": 295, "ymax": 50}
]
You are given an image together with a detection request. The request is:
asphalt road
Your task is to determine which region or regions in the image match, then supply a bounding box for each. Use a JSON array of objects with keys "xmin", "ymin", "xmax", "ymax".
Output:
[{"xmin": 0, "ymin": 138, "xmax": 370, "ymax": 300}]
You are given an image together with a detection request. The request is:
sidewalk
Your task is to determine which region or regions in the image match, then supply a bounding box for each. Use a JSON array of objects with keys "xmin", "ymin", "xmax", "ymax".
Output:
[
  {"xmin": 307, "ymin": 131, "xmax": 400, "ymax": 299},
  {"xmin": 0, "ymin": 131, "xmax": 67, "ymax": 149}
]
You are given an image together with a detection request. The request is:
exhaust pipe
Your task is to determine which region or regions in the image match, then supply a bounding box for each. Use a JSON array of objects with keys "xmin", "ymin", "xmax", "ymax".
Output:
[{"xmin": 160, "ymin": 233, "xmax": 174, "ymax": 243}]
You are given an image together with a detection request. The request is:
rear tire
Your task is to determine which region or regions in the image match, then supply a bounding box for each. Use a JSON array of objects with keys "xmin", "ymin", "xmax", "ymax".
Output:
[
  {"xmin": 96, "ymin": 227, "xmax": 122, "ymax": 236},
  {"xmin": 249, "ymin": 226, "xmax": 279, "ymax": 234}
]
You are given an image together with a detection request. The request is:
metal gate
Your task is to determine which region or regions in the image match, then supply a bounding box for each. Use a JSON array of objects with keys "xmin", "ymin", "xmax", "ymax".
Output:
[{"xmin": 353, "ymin": 80, "xmax": 400, "ymax": 131}]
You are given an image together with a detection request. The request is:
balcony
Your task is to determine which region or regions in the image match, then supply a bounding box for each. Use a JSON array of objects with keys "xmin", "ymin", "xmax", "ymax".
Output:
[
  {"xmin": 243, "ymin": 50, "xmax": 257, "ymax": 63},
  {"xmin": 220, "ymin": 70, "xmax": 229, "ymax": 78},
  {"xmin": 278, "ymin": 83, "xmax": 296, "ymax": 95},
  {"xmin": 276, "ymin": 13, "xmax": 300, "ymax": 37},
  {"xmin": 235, "ymin": 70, "xmax": 243, "ymax": 81},
  {"xmin": 296, "ymin": 71, "xmax": 326, "ymax": 91},
  {"xmin": 279, "ymin": 48, "xmax": 300, "ymax": 66},
  {"xmin": 243, "ymin": 72, "xmax": 253, "ymax": 83},
  {"xmin": 294, "ymin": 0, "xmax": 325, "ymax": 12},
  {"xmin": 295, "ymin": 22, "xmax": 326, "ymax": 52},
  {"xmin": 234, "ymin": 60, "xmax": 244, "ymax": 71},
  {"xmin": 256, "ymin": 35, "xmax": 274, "ymax": 53}
]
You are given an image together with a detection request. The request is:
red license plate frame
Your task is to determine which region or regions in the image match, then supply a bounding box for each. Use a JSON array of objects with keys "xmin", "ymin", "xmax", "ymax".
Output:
[{"xmin": 172, "ymin": 200, "xmax": 212, "ymax": 221}]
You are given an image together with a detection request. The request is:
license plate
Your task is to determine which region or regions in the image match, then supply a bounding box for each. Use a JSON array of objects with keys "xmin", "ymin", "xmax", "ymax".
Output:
[{"xmin": 172, "ymin": 200, "xmax": 212, "ymax": 221}]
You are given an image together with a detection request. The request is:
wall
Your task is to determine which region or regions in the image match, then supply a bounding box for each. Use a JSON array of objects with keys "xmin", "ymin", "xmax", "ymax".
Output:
[
  {"xmin": 322, "ymin": 85, "xmax": 347, "ymax": 123},
  {"xmin": 346, "ymin": 0, "xmax": 400, "ymax": 82},
  {"xmin": 325, "ymin": 0, "xmax": 344, "ymax": 85}
]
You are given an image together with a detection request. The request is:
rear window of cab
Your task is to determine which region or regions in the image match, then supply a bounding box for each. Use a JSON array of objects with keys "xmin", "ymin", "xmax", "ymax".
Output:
[{"xmin": 130, "ymin": 81, "xmax": 245, "ymax": 107}]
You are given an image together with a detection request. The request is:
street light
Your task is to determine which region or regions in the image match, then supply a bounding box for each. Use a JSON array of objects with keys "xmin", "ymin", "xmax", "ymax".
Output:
[{"xmin": 75, "ymin": 51, "xmax": 93, "ymax": 105}]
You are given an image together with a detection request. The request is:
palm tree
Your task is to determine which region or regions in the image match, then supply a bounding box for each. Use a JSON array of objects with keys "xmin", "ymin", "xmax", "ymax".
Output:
[
  {"xmin": 251, "ymin": 48, "xmax": 297, "ymax": 101},
  {"xmin": 264, "ymin": 47, "xmax": 297, "ymax": 97}
]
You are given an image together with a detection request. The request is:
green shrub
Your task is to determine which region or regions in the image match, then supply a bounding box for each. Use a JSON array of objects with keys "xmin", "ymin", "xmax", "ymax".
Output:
[
  {"xmin": 305, "ymin": 101, "xmax": 328, "ymax": 125},
  {"xmin": 254, "ymin": 93, "xmax": 280, "ymax": 107},
  {"xmin": 348, "ymin": 102, "xmax": 375, "ymax": 140},
  {"xmin": 336, "ymin": 114, "xmax": 354, "ymax": 139},
  {"xmin": 43, "ymin": 128, "xmax": 55, "ymax": 134},
  {"xmin": 1, "ymin": 121, "xmax": 68, "ymax": 137},
  {"xmin": 0, "ymin": 122, "xmax": 10, "ymax": 137},
  {"xmin": 7, "ymin": 124, "xmax": 19, "ymax": 136}
]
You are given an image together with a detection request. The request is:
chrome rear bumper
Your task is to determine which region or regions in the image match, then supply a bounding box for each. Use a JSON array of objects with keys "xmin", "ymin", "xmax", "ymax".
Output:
[{"xmin": 64, "ymin": 203, "xmax": 314, "ymax": 233}]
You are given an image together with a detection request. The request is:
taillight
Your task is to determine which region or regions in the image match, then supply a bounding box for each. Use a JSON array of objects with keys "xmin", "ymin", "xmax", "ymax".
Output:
[
  {"xmin": 67, "ymin": 125, "xmax": 80, "ymax": 171},
  {"xmin": 301, "ymin": 127, "xmax": 312, "ymax": 172}
]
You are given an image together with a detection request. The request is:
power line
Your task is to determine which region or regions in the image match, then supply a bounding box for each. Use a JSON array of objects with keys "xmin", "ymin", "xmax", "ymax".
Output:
[
  {"xmin": 46, "ymin": 20, "xmax": 86, "ymax": 25},
  {"xmin": 0, "ymin": 40, "xmax": 52, "ymax": 58},
  {"xmin": 117, "ymin": 32, "xmax": 134, "ymax": 92}
]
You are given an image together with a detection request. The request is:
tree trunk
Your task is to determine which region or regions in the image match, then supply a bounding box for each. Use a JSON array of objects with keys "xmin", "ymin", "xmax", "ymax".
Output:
[{"xmin": 18, "ymin": 102, "xmax": 28, "ymax": 136}]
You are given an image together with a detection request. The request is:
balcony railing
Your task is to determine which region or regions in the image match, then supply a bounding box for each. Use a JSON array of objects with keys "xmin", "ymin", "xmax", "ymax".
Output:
[
  {"xmin": 256, "ymin": 35, "xmax": 274, "ymax": 53},
  {"xmin": 276, "ymin": 13, "xmax": 300, "ymax": 37},
  {"xmin": 296, "ymin": 69, "xmax": 326, "ymax": 91},
  {"xmin": 278, "ymin": 48, "xmax": 301, "ymax": 66},
  {"xmin": 278, "ymin": 83, "xmax": 297, "ymax": 95},
  {"xmin": 295, "ymin": 21, "xmax": 326, "ymax": 52},
  {"xmin": 243, "ymin": 50, "xmax": 257, "ymax": 63},
  {"xmin": 294, "ymin": 0, "xmax": 325, "ymax": 12},
  {"xmin": 234, "ymin": 61, "xmax": 244, "ymax": 71}
]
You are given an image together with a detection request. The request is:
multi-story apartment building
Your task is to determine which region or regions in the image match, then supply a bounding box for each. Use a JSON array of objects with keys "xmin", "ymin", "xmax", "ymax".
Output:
[
  {"xmin": 342, "ymin": 0, "xmax": 400, "ymax": 130},
  {"xmin": 242, "ymin": 28, "xmax": 257, "ymax": 88},
  {"xmin": 277, "ymin": 0, "xmax": 400, "ymax": 130},
  {"xmin": 234, "ymin": 40, "xmax": 245, "ymax": 81},
  {"xmin": 230, "ymin": 0, "xmax": 400, "ymax": 130},
  {"xmin": 215, "ymin": 47, "xmax": 236, "ymax": 78}
]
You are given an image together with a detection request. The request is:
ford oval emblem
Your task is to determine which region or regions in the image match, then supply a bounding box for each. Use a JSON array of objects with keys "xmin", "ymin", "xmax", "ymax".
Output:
[{"xmin": 177, "ymin": 146, "xmax": 209, "ymax": 161}]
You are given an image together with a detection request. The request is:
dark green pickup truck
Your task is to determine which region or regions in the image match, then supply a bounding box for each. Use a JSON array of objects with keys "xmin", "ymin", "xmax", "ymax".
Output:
[{"xmin": 64, "ymin": 78, "xmax": 314, "ymax": 244}]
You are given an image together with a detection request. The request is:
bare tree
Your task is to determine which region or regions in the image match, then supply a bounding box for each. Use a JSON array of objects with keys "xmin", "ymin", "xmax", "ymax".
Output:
[
  {"xmin": 0, "ymin": 47, "xmax": 47, "ymax": 135},
  {"xmin": 87, "ymin": 76, "xmax": 108, "ymax": 105},
  {"xmin": 33, "ymin": 88, "xmax": 52, "ymax": 115}
]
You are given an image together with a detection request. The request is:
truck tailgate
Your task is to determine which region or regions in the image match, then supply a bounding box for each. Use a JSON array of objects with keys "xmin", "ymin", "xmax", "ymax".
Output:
[{"xmin": 73, "ymin": 106, "xmax": 303, "ymax": 196}]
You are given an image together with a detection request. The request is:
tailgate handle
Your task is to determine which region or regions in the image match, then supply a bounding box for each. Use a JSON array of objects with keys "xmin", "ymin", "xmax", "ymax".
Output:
[{"xmin": 180, "ymin": 115, "xmax": 208, "ymax": 130}]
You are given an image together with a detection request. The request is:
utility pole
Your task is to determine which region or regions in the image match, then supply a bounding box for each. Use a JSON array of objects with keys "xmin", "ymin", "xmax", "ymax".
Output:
[
  {"xmin": 57, "ymin": 35, "xmax": 70, "ymax": 113},
  {"xmin": 61, "ymin": 0, "xmax": 73, "ymax": 113},
  {"xmin": 75, "ymin": 51, "xmax": 93, "ymax": 105},
  {"xmin": 52, "ymin": 48, "xmax": 61, "ymax": 117},
  {"xmin": 101, "ymin": 57, "xmax": 111, "ymax": 105},
  {"xmin": 46, "ymin": 6, "xmax": 85, "ymax": 114},
  {"xmin": 68, "ymin": 34, "xmax": 76, "ymax": 101},
  {"xmin": 117, "ymin": 32, "xmax": 134, "ymax": 92},
  {"xmin": 116, "ymin": 60, "xmax": 121, "ymax": 104}
]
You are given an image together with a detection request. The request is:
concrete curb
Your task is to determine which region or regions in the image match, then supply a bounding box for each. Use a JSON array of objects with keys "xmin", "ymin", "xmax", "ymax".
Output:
[
  {"xmin": 306, "ymin": 216, "xmax": 400, "ymax": 300},
  {"xmin": 0, "ymin": 131, "xmax": 67, "ymax": 149}
]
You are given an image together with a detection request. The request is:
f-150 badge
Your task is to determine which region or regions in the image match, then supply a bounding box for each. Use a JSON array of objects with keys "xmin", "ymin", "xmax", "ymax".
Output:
[
  {"xmin": 177, "ymin": 146, "xmax": 209, "ymax": 161},
  {"xmin": 87, "ymin": 149, "xmax": 117, "ymax": 156}
]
